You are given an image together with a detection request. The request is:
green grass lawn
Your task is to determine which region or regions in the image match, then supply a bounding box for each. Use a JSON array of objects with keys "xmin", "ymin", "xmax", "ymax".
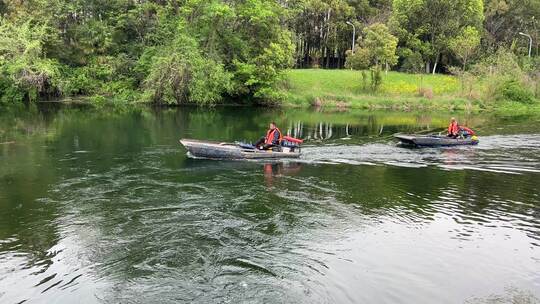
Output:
[{"xmin": 278, "ymin": 69, "xmax": 473, "ymax": 111}]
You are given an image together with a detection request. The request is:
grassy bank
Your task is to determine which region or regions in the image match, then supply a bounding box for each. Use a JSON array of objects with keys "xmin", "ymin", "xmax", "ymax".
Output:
[{"xmin": 277, "ymin": 69, "xmax": 540, "ymax": 114}]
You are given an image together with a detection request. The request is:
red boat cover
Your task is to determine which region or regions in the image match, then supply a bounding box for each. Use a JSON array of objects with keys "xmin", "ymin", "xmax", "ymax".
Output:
[
  {"xmin": 283, "ymin": 136, "xmax": 303, "ymax": 144},
  {"xmin": 460, "ymin": 126, "xmax": 476, "ymax": 135}
]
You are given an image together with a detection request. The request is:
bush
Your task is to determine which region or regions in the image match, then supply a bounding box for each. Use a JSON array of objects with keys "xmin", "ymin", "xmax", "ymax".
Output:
[
  {"xmin": 345, "ymin": 48, "xmax": 370, "ymax": 70},
  {"xmin": 497, "ymin": 80, "xmax": 535, "ymax": 104},
  {"xmin": 370, "ymin": 66, "xmax": 383, "ymax": 91},
  {"xmin": 142, "ymin": 33, "xmax": 232, "ymax": 105},
  {"xmin": 0, "ymin": 75, "xmax": 24, "ymax": 103},
  {"xmin": 61, "ymin": 67, "xmax": 95, "ymax": 96},
  {"xmin": 361, "ymin": 71, "xmax": 368, "ymax": 90},
  {"xmin": 472, "ymin": 48, "xmax": 538, "ymax": 104},
  {"xmin": 399, "ymin": 49, "xmax": 424, "ymax": 73},
  {"xmin": 256, "ymin": 86, "xmax": 286, "ymax": 105}
]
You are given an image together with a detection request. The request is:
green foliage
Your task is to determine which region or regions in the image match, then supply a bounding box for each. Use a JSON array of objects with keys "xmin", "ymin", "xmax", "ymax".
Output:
[
  {"xmin": 361, "ymin": 71, "xmax": 369, "ymax": 90},
  {"xmin": 484, "ymin": 0, "xmax": 540, "ymax": 53},
  {"xmin": 449, "ymin": 26, "xmax": 481, "ymax": 70},
  {"xmin": 469, "ymin": 48, "xmax": 539, "ymax": 105},
  {"xmin": 345, "ymin": 23, "xmax": 398, "ymax": 70},
  {"xmin": 0, "ymin": 19, "xmax": 63, "ymax": 102},
  {"xmin": 142, "ymin": 34, "xmax": 232, "ymax": 105},
  {"xmin": 362, "ymin": 23, "xmax": 399, "ymax": 68},
  {"xmin": 0, "ymin": 0, "xmax": 294, "ymax": 105},
  {"xmin": 0, "ymin": 0, "xmax": 538, "ymax": 108},
  {"xmin": 391, "ymin": 0, "xmax": 484, "ymax": 73},
  {"xmin": 344, "ymin": 24, "xmax": 396, "ymax": 92},
  {"xmin": 370, "ymin": 66, "xmax": 383, "ymax": 91},
  {"xmin": 399, "ymin": 48, "xmax": 425, "ymax": 73},
  {"xmin": 289, "ymin": 0, "xmax": 357, "ymax": 68},
  {"xmin": 345, "ymin": 49, "xmax": 370, "ymax": 70},
  {"xmin": 497, "ymin": 80, "xmax": 535, "ymax": 104}
]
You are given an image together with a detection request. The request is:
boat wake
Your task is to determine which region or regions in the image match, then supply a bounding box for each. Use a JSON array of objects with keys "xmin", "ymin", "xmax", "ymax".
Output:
[{"xmin": 299, "ymin": 134, "xmax": 540, "ymax": 174}]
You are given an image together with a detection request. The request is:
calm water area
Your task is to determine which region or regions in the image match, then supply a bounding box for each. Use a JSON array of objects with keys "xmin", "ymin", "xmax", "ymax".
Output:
[{"xmin": 1, "ymin": 104, "xmax": 539, "ymax": 303}]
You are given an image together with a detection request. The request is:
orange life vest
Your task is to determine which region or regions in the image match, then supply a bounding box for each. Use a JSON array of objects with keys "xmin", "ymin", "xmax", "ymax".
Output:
[
  {"xmin": 448, "ymin": 122, "xmax": 459, "ymax": 135},
  {"xmin": 265, "ymin": 127, "xmax": 283, "ymax": 145}
]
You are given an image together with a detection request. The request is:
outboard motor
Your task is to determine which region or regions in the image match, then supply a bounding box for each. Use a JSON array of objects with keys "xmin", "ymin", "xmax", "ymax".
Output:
[{"xmin": 281, "ymin": 136, "xmax": 303, "ymax": 152}]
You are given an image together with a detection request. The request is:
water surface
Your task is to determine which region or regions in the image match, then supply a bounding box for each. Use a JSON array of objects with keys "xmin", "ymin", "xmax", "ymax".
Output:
[{"xmin": 1, "ymin": 105, "xmax": 539, "ymax": 303}]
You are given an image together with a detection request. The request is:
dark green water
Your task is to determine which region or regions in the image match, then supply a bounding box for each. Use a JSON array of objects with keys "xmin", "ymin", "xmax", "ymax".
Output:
[{"xmin": 1, "ymin": 105, "xmax": 539, "ymax": 303}]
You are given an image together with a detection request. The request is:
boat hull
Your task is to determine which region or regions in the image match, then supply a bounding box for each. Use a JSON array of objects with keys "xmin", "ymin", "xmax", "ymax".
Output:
[
  {"xmin": 179, "ymin": 139, "xmax": 301, "ymax": 159},
  {"xmin": 394, "ymin": 134, "xmax": 479, "ymax": 147}
]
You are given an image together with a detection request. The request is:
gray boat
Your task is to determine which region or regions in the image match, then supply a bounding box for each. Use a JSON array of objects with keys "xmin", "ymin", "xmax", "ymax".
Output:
[
  {"xmin": 179, "ymin": 139, "xmax": 301, "ymax": 159},
  {"xmin": 394, "ymin": 134, "xmax": 479, "ymax": 147}
]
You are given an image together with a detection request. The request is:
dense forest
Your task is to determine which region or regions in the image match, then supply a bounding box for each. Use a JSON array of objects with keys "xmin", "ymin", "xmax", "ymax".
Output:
[{"xmin": 0, "ymin": 0, "xmax": 538, "ymax": 105}]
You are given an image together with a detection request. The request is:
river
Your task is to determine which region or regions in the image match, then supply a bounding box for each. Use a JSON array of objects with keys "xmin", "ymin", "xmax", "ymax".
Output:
[{"xmin": 1, "ymin": 105, "xmax": 539, "ymax": 303}]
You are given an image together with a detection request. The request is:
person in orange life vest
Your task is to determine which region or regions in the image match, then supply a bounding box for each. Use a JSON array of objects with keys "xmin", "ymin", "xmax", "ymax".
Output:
[
  {"xmin": 447, "ymin": 118, "xmax": 476, "ymax": 138},
  {"xmin": 447, "ymin": 117, "xmax": 460, "ymax": 138},
  {"xmin": 254, "ymin": 122, "xmax": 283, "ymax": 150}
]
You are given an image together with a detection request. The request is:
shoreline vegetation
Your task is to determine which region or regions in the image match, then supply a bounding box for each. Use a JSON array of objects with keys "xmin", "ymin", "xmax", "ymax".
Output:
[
  {"xmin": 277, "ymin": 69, "xmax": 540, "ymax": 115},
  {"xmin": 38, "ymin": 68, "xmax": 540, "ymax": 117},
  {"xmin": 0, "ymin": 1, "xmax": 538, "ymax": 116}
]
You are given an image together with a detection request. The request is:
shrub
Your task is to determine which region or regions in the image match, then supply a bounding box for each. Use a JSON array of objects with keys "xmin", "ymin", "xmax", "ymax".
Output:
[
  {"xmin": 497, "ymin": 80, "xmax": 535, "ymax": 104},
  {"xmin": 345, "ymin": 48, "xmax": 370, "ymax": 70},
  {"xmin": 61, "ymin": 67, "xmax": 95, "ymax": 96},
  {"xmin": 471, "ymin": 48, "xmax": 538, "ymax": 104},
  {"xmin": 534, "ymin": 76, "xmax": 540, "ymax": 98},
  {"xmin": 361, "ymin": 70, "xmax": 368, "ymax": 90},
  {"xmin": 370, "ymin": 66, "xmax": 383, "ymax": 91},
  {"xmin": 399, "ymin": 49, "xmax": 424, "ymax": 73},
  {"xmin": 0, "ymin": 75, "xmax": 24, "ymax": 103},
  {"xmin": 417, "ymin": 87, "xmax": 433, "ymax": 99},
  {"xmin": 142, "ymin": 34, "xmax": 232, "ymax": 105}
]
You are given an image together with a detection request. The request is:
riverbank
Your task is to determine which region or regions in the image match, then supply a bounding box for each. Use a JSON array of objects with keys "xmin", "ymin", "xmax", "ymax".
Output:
[
  {"xmin": 277, "ymin": 69, "xmax": 540, "ymax": 115},
  {"xmin": 24, "ymin": 68, "xmax": 540, "ymax": 117}
]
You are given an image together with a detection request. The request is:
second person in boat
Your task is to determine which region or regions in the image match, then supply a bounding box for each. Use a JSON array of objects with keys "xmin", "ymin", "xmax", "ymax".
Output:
[{"xmin": 255, "ymin": 122, "xmax": 283, "ymax": 150}]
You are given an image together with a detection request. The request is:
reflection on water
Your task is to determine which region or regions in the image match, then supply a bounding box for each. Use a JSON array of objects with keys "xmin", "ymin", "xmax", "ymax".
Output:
[
  {"xmin": 263, "ymin": 163, "xmax": 303, "ymax": 188},
  {"xmin": 0, "ymin": 105, "xmax": 539, "ymax": 303}
]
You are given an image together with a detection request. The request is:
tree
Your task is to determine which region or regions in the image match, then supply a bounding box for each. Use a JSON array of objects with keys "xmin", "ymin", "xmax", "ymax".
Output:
[
  {"xmin": 484, "ymin": 0, "xmax": 540, "ymax": 54},
  {"xmin": 142, "ymin": 33, "xmax": 232, "ymax": 105},
  {"xmin": 345, "ymin": 23, "xmax": 398, "ymax": 72},
  {"xmin": 449, "ymin": 26, "xmax": 481, "ymax": 70},
  {"xmin": 363, "ymin": 23, "xmax": 398, "ymax": 72},
  {"xmin": 0, "ymin": 19, "xmax": 62, "ymax": 102},
  {"xmin": 344, "ymin": 48, "xmax": 370, "ymax": 70},
  {"xmin": 345, "ymin": 23, "xmax": 397, "ymax": 91},
  {"xmin": 0, "ymin": 0, "xmax": 295, "ymax": 105},
  {"xmin": 390, "ymin": 0, "xmax": 484, "ymax": 74},
  {"xmin": 288, "ymin": 0, "xmax": 393, "ymax": 69}
]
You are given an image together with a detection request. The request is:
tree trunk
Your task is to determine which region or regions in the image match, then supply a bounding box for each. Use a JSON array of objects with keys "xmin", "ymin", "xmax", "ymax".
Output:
[
  {"xmin": 304, "ymin": 40, "xmax": 309, "ymax": 67},
  {"xmin": 324, "ymin": 8, "xmax": 331, "ymax": 69},
  {"xmin": 425, "ymin": 61, "xmax": 431, "ymax": 74},
  {"xmin": 326, "ymin": 48, "xmax": 331, "ymax": 69},
  {"xmin": 432, "ymin": 53, "xmax": 439, "ymax": 75},
  {"xmin": 305, "ymin": 42, "xmax": 310, "ymax": 67},
  {"xmin": 325, "ymin": 47, "xmax": 329, "ymax": 69}
]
